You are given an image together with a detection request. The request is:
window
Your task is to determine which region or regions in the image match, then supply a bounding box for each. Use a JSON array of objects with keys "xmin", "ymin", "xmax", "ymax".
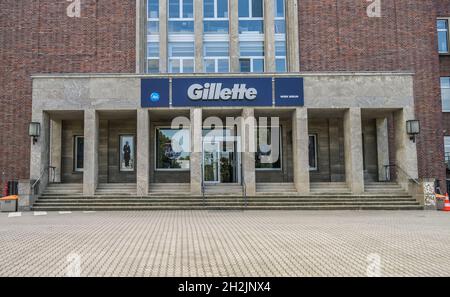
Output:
[
  {"xmin": 168, "ymin": 0, "xmax": 194, "ymax": 33},
  {"xmin": 169, "ymin": 42, "xmax": 195, "ymax": 73},
  {"xmin": 238, "ymin": 0, "xmax": 263, "ymax": 34},
  {"xmin": 204, "ymin": 0, "xmax": 229, "ymax": 34},
  {"xmin": 445, "ymin": 136, "xmax": 450, "ymax": 165},
  {"xmin": 239, "ymin": 41, "xmax": 264, "ymax": 72},
  {"xmin": 442, "ymin": 77, "xmax": 450, "ymax": 112},
  {"xmin": 204, "ymin": 42, "xmax": 230, "ymax": 72},
  {"xmin": 309, "ymin": 135, "xmax": 317, "ymax": 171},
  {"xmin": 438, "ymin": 19, "xmax": 449, "ymax": 54},
  {"xmin": 156, "ymin": 128, "xmax": 190, "ymax": 170},
  {"xmin": 256, "ymin": 126, "xmax": 282, "ymax": 170},
  {"xmin": 274, "ymin": 0, "xmax": 285, "ymax": 34},
  {"xmin": 147, "ymin": 0, "xmax": 159, "ymax": 33},
  {"xmin": 147, "ymin": 42, "xmax": 159, "ymax": 73},
  {"xmin": 74, "ymin": 136, "xmax": 84, "ymax": 172},
  {"xmin": 275, "ymin": 41, "xmax": 286, "ymax": 72}
]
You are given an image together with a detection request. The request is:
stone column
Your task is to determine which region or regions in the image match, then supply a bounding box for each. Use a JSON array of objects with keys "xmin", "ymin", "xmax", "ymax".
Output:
[
  {"xmin": 50, "ymin": 119, "xmax": 62, "ymax": 183},
  {"xmin": 393, "ymin": 107, "xmax": 418, "ymax": 191},
  {"xmin": 29, "ymin": 110, "xmax": 50, "ymax": 196},
  {"xmin": 83, "ymin": 109, "xmax": 99, "ymax": 196},
  {"xmin": 137, "ymin": 109, "xmax": 150, "ymax": 196},
  {"xmin": 292, "ymin": 107, "xmax": 310, "ymax": 193},
  {"xmin": 241, "ymin": 108, "xmax": 256, "ymax": 196},
  {"xmin": 190, "ymin": 108, "xmax": 203, "ymax": 195},
  {"xmin": 328, "ymin": 118, "xmax": 341, "ymax": 182},
  {"xmin": 159, "ymin": 0, "xmax": 168, "ymax": 73},
  {"xmin": 264, "ymin": 0, "xmax": 275, "ymax": 72},
  {"xmin": 343, "ymin": 108, "xmax": 364, "ymax": 194},
  {"xmin": 194, "ymin": 0, "xmax": 204, "ymax": 72},
  {"xmin": 136, "ymin": 0, "xmax": 147, "ymax": 73},
  {"xmin": 285, "ymin": 0, "xmax": 300, "ymax": 72},
  {"xmin": 376, "ymin": 118, "xmax": 390, "ymax": 181},
  {"xmin": 229, "ymin": 0, "xmax": 240, "ymax": 72}
]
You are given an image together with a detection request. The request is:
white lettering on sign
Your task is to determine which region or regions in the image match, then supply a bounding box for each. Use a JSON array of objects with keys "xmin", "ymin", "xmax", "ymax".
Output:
[
  {"xmin": 67, "ymin": 0, "xmax": 81, "ymax": 18},
  {"xmin": 187, "ymin": 83, "xmax": 257, "ymax": 101}
]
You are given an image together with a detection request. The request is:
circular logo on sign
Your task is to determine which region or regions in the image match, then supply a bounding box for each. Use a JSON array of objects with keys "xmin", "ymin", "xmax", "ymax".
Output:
[{"xmin": 150, "ymin": 92, "xmax": 160, "ymax": 102}]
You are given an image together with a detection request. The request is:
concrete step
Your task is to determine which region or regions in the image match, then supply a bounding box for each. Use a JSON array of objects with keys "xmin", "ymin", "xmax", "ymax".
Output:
[
  {"xmin": 256, "ymin": 183, "xmax": 297, "ymax": 193},
  {"xmin": 31, "ymin": 205, "xmax": 424, "ymax": 211}
]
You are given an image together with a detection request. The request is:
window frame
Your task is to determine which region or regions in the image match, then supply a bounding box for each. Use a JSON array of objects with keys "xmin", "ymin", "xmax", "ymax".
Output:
[
  {"xmin": 309, "ymin": 134, "xmax": 318, "ymax": 171},
  {"xmin": 442, "ymin": 77, "xmax": 450, "ymax": 112},
  {"xmin": 255, "ymin": 125, "xmax": 283, "ymax": 171},
  {"xmin": 154, "ymin": 126, "xmax": 191, "ymax": 171},
  {"xmin": 438, "ymin": 18, "xmax": 450, "ymax": 55},
  {"xmin": 74, "ymin": 135, "xmax": 84, "ymax": 172},
  {"xmin": 168, "ymin": 41, "xmax": 195, "ymax": 73}
]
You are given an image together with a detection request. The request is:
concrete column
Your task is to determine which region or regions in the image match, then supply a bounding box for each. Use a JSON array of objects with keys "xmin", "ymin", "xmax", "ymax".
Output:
[
  {"xmin": 50, "ymin": 119, "xmax": 62, "ymax": 183},
  {"xmin": 376, "ymin": 118, "xmax": 390, "ymax": 181},
  {"xmin": 328, "ymin": 118, "xmax": 341, "ymax": 182},
  {"xmin": 240, "ymin": 108, "xmax": 256, "ymax": 196},
  {"xmin": 292, "ymin": 108, "xmax": 310, "ymax": 193},
  {"xmin": 30, "ymin": 110, "xmax": 50, "ymax": 196},
  {"xmin": 229, "ymin": 0, "xmax": 240, "ymax": 72},
  {"xmin": 393, "ymin": 108, "xmax": 418, "ymax": 190},
  {"xmin": 264, "ymin": 0, "xmax": 275, "ymax": 72},
  {"xmin": 137, "ymin": 109, "xmax": 150, "ymax": 196},
  {"xmin": 136, "ymin": 0, "xmax": 147, "ymax": 73},
  {"xmin": 343, "ymin": 108, "xmax": 364, "ymax": 194},
  {"xmin": 190, "ymin": 108, "xmax": 203, "ymax": 195},
  {"xmin": 285, "ymin": 0, "xmax": 300, "ymax": 72},
  {"xmin": 83, "ymin": 110, "xmax": 99, "ymax": 196},
  {"xmin": 194, "ymin": 0, "xmax": 203, "ymax": 72},
  {"xmin": 159, "ymin": 0, "xmax": 168, "ymax": 73}
]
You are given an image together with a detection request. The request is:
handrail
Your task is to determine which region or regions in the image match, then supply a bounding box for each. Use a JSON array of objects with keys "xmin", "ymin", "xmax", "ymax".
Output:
[
  {"xmin": 384, "ymin": 164, "xmax": 419, "ymax": 185},
  {"xmin": 201, "ymin": 158, "xmax": 206, "ymax": 207},
  {"xmin": 31, "ymin": 166, "xmax": 49, "ymax": 195},
  {"xmin": 241, "ymin": 160, "xmax": 247, "ymax": 208}
]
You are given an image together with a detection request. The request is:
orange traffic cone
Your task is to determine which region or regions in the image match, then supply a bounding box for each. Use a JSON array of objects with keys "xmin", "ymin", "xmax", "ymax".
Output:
[{"xmin": 443, "ymin": 193, "xmax": 450, "ymax": 212}]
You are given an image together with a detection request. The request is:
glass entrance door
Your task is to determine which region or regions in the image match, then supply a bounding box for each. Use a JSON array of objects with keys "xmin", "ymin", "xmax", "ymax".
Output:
[{"xmin": 203, "ymin": 139, "xmax": 239, "ymax": 184}]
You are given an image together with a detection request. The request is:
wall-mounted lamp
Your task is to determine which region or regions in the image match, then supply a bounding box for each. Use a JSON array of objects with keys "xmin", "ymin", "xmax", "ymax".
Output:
[
  {"xmin": 28, "ymin": 122, "xmax": 41, "ymax": 145},
  {"xmin": 406, "ymin": 120, "xmax": 420, "ymax": 143}
]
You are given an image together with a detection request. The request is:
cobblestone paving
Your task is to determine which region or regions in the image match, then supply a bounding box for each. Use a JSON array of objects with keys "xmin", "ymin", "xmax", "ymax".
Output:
[{"xmin": 0, "ymin": 210, "xmax": 449, "ymax": 277}]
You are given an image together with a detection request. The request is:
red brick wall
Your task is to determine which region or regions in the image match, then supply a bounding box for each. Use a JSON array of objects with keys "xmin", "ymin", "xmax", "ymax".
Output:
[
  {"xmin": 0, "ymin": 0, "xmax": 135, "ymax": 183},
  {"xmin": 298, "ymin": 0, "xmax": 445, "ymax": 182}
]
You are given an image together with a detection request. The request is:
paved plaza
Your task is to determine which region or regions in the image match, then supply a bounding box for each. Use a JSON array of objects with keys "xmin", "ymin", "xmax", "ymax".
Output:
[{"xmin": 0, "ymin": 210, "xmax": 449, "ymax": 277}]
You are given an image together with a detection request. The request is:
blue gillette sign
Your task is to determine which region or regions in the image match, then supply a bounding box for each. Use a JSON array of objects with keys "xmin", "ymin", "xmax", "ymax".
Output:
[
  {"xmin": 172, "ymin": 78, "xmax": 273, "ymax": 107},
  {"xmin": 141, "ymin": 78, "xmax": 170, "ymax": 107},
  {"xmin": 141, "ymin": 77, "xmax": 304, "ymax": 108}
]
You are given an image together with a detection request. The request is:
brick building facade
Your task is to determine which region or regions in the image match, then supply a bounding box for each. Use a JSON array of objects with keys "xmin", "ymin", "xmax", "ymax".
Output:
[{"xmin": 0, "ymin": 0, "xmax": 449, "ymax": 198}]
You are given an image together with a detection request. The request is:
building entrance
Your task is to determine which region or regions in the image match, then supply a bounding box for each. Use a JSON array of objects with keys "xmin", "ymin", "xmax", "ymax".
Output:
[{"xmin": 202, "ymin": 138, "xmax": 240, "ymax": 184}]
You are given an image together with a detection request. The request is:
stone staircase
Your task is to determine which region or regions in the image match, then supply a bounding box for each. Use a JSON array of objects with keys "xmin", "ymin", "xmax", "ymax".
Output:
[
  {"xmin": 96, "ymin": 183, "xmax": 137, "ymax": 196},
  {"xmin": 256, "ymin": 183, "xmax": 297, "ymax": 195},
  {"xmin": 310, "ymin": 182, "xmax": 351, "ymax": 194},
  {"xmin": 32, "ymin": 182, "xmax": 423, "ymax": 211}
]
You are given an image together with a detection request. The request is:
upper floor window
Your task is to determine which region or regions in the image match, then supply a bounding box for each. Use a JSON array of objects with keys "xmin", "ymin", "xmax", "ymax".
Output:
[
  {"xmin": 438, "ymin": 19, "xmax": 449, "ymax": 54},
  {"xmin": 147, "ymin": 42, "xmax": 160, "ymax": 73},
  {"xmin": 442, "ymin": 77, "xmax": 450, "ymax": 112},
  {"xmin": 275, "ymin": 41, "xmax": 286, "ymax": 72},
  {"xmin": 169, "ymin": 42, "xmax": 195, "ymax": 73},
  {"xmin": 204, "ymin": 41, "xmax": 230, "ymax": 72},
  {"xmin": 168, "ymin": 0, "xmax": 194, "ymax": 33},
  {"xmin": 274, "ymin": 0, "xmax": 285, "ymax": 34},
  {"xmin": 147, "ymin": 0, "xmax": 160, "ymax": 34},
  {"xmin": 239, "ymin": 41, "xmax": 264, "ymax": 72},
  {"xmin": 204, "ymin": 0, "xmax": 229, "ymax": 34},
  {"xmin": 238, "ymin": 0, "xmax": 264, "ymax": 34}
]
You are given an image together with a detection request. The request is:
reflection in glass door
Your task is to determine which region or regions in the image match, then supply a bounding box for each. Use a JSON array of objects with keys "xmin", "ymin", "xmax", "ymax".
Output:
[
  {"xmin": 203, "ymin": 141, "xmax": 220, "ymax": 183},
  {"xmin": 203, "ymin": 140, "xmax": 239, "ymax": 184}
]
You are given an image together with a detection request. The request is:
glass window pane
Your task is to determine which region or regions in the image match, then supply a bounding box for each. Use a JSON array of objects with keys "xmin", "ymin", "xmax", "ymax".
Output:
[
  {"xmin": 75, "ymin": 136, "xmax": 84, "ymax": 171},
  {"xmin": 238, "ymin": 0, "xmax": 249, "ymax": 17},
  {"xmin": 204, "ymin": 20, "xmax": 229, "ymax": 33},
  {"xmin": 442, "ymin": 89, "xmax": 450, "ymax": 111},
  {"xmin": 275, "ymin": 41, "xmax": 286, "ymax": 56},
  {"xmin": 183, "ymin": 0, "xmax": 194, "ymax": 18},
  {"xmin": 217, "ymin": 0, "xmax": 229, "ymax": 18},
  {"xmin": 309, "ymin": 135, "xmax": 317, "ymax": 169},
  {"xmin": 275, "ymin": 0, "xmax": 284, "ymax": 18},
  {"xmin": 156, "ymin": 129, "xmax": 190, "ymax": 169},
  {"xmin": 169, "ymin": 42, "xmax": 194, "ymax": 57},
  {"xmin": 238, "ymin": 20, "xmax": 264, "ymax": 33},
  {"xmin": 239, "ymin": 59, "xmax": 251, "ymax": 72},
  {"xmin": 147, "ymin": 59, "xmax": 159, "ymax": 73},
  {"xmin": 204, "ymin": 42, "xmax": 229, "ymax": 57},
  {"xmin": 441, "ymin": 77, "xmax": 450, "ymax": 88},
  {"xmin": 147, "ymin": 21, "xmax": 159, "ymax": 33},
  {"xmin": 169, "ymin": 59, "xmax": 181, "ymax": 72},
  {"xmin": 183, "ymin": 59, "xmax": 195, "ymax": 73},
  {"xmin": 168, "ymin": 20, "xmax": 194, "ymax": 33},
  {"xmin": 276, "ymin": 58, "xmax": 286, "ymax": 72},
  {"xmin": 204, "ymin": 0, "xmax": 215, "ymax": 18},
  {"xmin": 217, "ymin": 59, "xmax": 229, "ymax": 72},
  {"xmin": 252, "ymin": 0, "xmax": 263, "ymax": 17},
  {"xmin": 274, "ymin": 19, "xmax": 285, "ymax": 34},
  {"xmin": 239, "ymin": 41, "xmax": 264, "ymax": 56},
  {"xmin": 439, "ymin": 31, "xmax": 449, "ymax": 53},
  {"xmin": 438, "ymin": 20, "xmax": 448, "ymax": 30},
  {"xmin": 148, "ymin": 0, "xmax": 159, "ymax": 18},
  {"xmin": 169, "ymin": 0, "xmax": 180, "ymax": 18},
  {"xmin": 147, "ymin": 42, "xmax": 159, "ymax": 57},
  {"xmin": 204, "ymin": 59, "xmax": 216, "ymax": 72},
  {"xmin": 252, "ymin": 58, "xmax": 264, "ymax": 72},
  {"xmin": 255, "ymin": 127, "xmax": 281, "ymax": 169}
]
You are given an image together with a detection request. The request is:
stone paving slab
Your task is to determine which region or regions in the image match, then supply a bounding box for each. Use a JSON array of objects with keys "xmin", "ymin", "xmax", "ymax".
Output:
[{"xmin": 0, "ymin": 210, "xmax": 449, "ymax": 277}]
